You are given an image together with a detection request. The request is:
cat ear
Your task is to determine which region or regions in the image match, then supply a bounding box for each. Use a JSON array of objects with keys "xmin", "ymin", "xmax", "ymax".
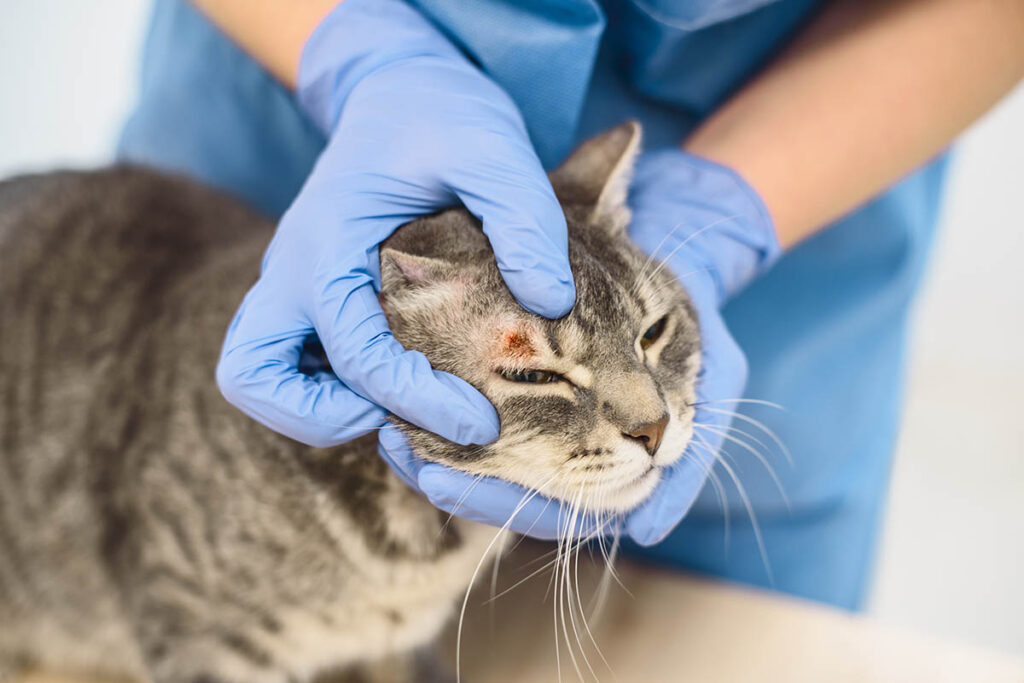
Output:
[
  {"xmin": 380, "ymin": 249, "xmax": 458, "ymax": 292},
  {"xmin": 549, "ymin": 120, "xmax": 642, "ymax": 229}
]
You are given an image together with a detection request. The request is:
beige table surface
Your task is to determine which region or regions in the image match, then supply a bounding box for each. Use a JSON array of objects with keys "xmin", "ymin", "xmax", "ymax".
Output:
[
  {"xmin": 445, "ymin": 541, "xmax": 1024, "ymax": 682},
  {"xmin": 17, "ymin": 541, "xmax": 1024, "ymax": 683}
]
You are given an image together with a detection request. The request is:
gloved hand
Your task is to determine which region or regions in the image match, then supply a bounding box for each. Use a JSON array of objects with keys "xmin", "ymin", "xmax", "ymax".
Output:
[
  {"xmin": 380, "ymin": 148, "xmax": 780, "ymax": 545},
  {"xmin": 621, "ymin": 149, "xmax": 780, "ymax": 545},
  {"xmin": 216, "ymin": 0, "xmax": 575, "ymax": 448}
]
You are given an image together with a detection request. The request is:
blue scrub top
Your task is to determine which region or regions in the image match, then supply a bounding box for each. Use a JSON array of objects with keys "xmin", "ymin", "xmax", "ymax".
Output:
[{"xmin": 120, "ymin": 0, "xmax": 949, "ymax": 610}]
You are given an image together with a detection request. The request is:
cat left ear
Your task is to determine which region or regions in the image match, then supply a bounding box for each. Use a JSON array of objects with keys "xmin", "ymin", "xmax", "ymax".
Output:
[
  {"xmin": 548, "ymin": 120, "xmax": 642, "ymax": 231},
  {"xmin": 380, "ymin": 249, "xmax": 458, "ymax": 292}
]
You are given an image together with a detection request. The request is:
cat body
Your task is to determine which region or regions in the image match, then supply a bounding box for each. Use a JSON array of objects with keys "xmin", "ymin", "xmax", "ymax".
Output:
[
  {"xmin": 0, "ymin": 123, "xmax": 700, "ymax": 682},
  {"xmin": 0, "ymin": 168, "xmax": 500, "ymax": 682}
]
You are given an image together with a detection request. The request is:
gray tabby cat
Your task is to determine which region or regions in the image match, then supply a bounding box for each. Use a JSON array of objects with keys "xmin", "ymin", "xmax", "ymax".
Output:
[{"xmin": 0, "ymin": 122, "xmax": 699, "ymax": 683}]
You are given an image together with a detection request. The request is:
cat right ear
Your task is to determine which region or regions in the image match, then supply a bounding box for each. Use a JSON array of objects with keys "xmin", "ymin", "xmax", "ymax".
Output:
[
  {"xmin": 548, "ymin": 120, "xmax": 642, "ymax": 231},
  {"xmin": 380, "ymin": 249, "xmax": 459, "ymax": 293}
]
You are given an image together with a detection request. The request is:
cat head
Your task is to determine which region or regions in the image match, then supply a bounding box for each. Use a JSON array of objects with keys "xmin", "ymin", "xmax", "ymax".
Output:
[{"xmin": 379, "ymin": 122, "xmax": 700, "ymax": 513}]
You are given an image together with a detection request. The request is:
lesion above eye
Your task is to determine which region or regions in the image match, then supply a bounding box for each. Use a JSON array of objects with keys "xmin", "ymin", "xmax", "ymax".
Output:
[
  {"xmin": 499, "ymin": 368, "xmax": 563, "ymax": 384},
  {"xmin": 639, "ymin": 314, "xmax": 669, "ymax": 350}
]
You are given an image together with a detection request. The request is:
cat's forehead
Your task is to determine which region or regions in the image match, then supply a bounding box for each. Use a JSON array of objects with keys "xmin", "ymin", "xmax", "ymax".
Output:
[
  {"xmin": 386, "ymin": 206, "xmax": 662, "ymax": 337},
  {"xmin": 567, "ymin": 216, "xmax": 650, "ymax": 304},
  {"xmin": 510, "ymin": 222, "xmax": 647, "ymax": 359}
]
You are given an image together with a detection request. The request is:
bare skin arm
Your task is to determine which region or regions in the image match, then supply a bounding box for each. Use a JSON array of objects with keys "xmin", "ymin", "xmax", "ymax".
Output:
[
  {"xmin": 685, "ymin": 0, "xmax": 1024, "ymax": 247},
  {"xmin": 191, "ymin": 0, "xmax": 1024, "ymax": 248},
  {"xmin": 188, "ymin": 0, "xmax": 337, "ymax": 86}
]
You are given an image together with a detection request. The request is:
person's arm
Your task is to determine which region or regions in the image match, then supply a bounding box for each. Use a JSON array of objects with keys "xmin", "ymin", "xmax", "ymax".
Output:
[
  {"xmin": 188, "ymin": 0, "xmax": 336, "ymax": 87},
  {"xmin": 685, "ymin": 0, "xmax": 1024, "ymax": 248}
]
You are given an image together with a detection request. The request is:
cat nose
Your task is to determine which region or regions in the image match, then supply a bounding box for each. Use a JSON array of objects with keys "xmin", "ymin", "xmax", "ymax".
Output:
[{"xmin": 623, "ymin": 414, "xmax": 669, "ymax": 456}]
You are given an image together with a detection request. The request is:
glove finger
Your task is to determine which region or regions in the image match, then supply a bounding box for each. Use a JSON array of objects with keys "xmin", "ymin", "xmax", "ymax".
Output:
[
  {"xmin": 314, "ymin": 269, "xmax": 500, "ymax": 446},
  {"xmin": 376, "ymin": 427, "xmax": 425, "ymax": 491},
  {"xmin": 451, "ymin": 153, "xmax": 575, "ymax": 318},
  {"xmin": 417, "ymin": 465, "xmax": 605, "ymax": 541},
  {"xmin": 625, "ymin": 439, "xmax": 717, "ymax": 546},
  {"xmin": 217, "ymin": 324, "xmax": 387, "ymax": 448},
  {"xmin": 378, "ymin": 422, "xmax": 573, "ymax": 539}
]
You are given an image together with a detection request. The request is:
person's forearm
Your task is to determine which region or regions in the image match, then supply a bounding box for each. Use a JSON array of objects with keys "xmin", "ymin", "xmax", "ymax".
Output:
[
  {"xmin": 686, "ymin": 0, "xmax": 1024, "ymax": 248},
  {"xmin": 189, "ymin": 0, "xmax": 338, "ymax": 86}
]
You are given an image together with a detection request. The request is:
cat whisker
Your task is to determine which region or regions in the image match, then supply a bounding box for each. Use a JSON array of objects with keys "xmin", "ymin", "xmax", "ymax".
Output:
[
  {"xmin": 573, "ymin": 490, "xmax": 617, "ymax": 681},
  {"xmin": 699, "ymin": 420, "xmax": 785, "ymax": 470},
  {"xmin": 455, "ymin": 467, "xmax": 635, "ymax": 681},
  {"xmin": 508, "ymin": 529, "xmax": 563, "ymax": 567},
  {"xmin": 646, "ymin": 266, "xmax": 714, "ymax": 300},
  {"xmin": 587, "ymin": 489, "xmax": 629, "ymax": 600},
  {"xmin": 692, "ymin": 398, "xmax": 787, "ymax": 410},
  {"xmin": 707, "ymin": 466, "xmax": 731, "ymax": 554},
  {"xmin": 629, "ymin": 212, "xmax": 745, "ymax": 297},
  {"xmin": 694, "ymin": 432, "xmax": 774, "ymax": 584},
  {"xmin": 441, "ymin": 432, "xmax": 566, "ymax": 537},
  {"xmin": 488, "ymin": 537, "xmax": 503, "ymax": 637},
  {"xmin": 544, "ymin": 472, "xmax": 578, "ymax": 604},
  {"xmin": 486, "ymin": 552, "xmax": 568, "ymax": 604},
  {"xmin": 632, "ymin": 215, "xmax": 745, "ymax": 296},
  {"xmin": 588, "ymin": 524, "xmax": 623, "ymax": 620},
  {"xmin": 456, "ymin": 472, "xmax": 560, "ymax": 683},
  {"xmin": 511, "ymin": 496, "xmax": 560, "ymax": 548},
  {"xmin": 699, "ymin": 406, "xmax": 793, "ymax": 467},
  {"xmin": 486, "ymin": 522, "xmax": 608, "ymax": 606},
  {"xmin": 437, "ymin": 472, "xmax": 488, "ymax": 540},
  {"xmin": 556, "ymin": 488, "xmax": 584, "ymax": 682},
  {"xmin": 551, "ymin": 493, "xmax": 569, "ymax": 683},
  {"xmin": 563, "ymin": 487, "xmax": 598, "ymax": 682},
  {"xmin": 492, "ymin": 514, "xmax": 613, "ymax": 606},
  {"xmin": 631, "ymin": 218, "xmax": 692, "ymax": 296},
  {"xmin": 694, "ymin": 423, "xmax": 790, "ymax": 509},
  {"xmin": 541, "ymin": 485, "xmax": 625, "ymax": 683},
  {"xmin": 681, "ymin": 440, "xmax": 732, "ymax": 553}
]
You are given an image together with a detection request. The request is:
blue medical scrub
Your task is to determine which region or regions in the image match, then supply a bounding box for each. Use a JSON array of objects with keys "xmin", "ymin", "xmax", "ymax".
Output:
[{"xmin": 120, "ymin": 0, "xmax": 949, "ymax": 610}]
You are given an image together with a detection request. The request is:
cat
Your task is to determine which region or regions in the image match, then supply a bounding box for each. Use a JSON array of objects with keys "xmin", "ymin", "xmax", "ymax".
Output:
[{"xmin": 0, "ymin": 122, "xmax": 700, "ymax": 683}]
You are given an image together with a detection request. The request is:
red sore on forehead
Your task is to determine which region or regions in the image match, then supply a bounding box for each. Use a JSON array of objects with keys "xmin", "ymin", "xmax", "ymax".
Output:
[
  {"xmin": 490, "ymin": 323, "xmax": 539, "ymax": 362},
  {"xmin": 503, "ymin": 329, "xmax": 536, "ymax": 357}
]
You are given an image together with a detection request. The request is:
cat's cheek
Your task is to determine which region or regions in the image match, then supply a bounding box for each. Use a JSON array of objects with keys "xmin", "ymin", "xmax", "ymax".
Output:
[
  {"xmin": 482, "ymin": 377, "xmax": 577, "ymax": 405},
  {"xmin": 470, "ymin": 435, "xmax": 574, "ymax": 495},
  {"xmin": 596, "ymin": 466, "xmax": 662, "ymax": 513}
]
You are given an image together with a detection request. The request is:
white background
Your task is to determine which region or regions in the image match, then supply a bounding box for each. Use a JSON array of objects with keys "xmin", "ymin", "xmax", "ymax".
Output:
[{"xmin": 2, "ymin": 0, "xmax": 1022, "ymax": 657}]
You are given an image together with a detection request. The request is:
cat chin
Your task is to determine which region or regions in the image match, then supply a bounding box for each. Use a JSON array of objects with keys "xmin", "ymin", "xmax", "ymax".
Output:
[
  {"xmin": 590, "ymin": 466, "xmax": 663, "ymax": 513},
  {"xmin": 534, "ymin": 465, "xmax": 663, "ymax": 515}
]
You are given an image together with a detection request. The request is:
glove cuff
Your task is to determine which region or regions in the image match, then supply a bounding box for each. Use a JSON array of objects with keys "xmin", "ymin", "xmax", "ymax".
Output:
[
  {"xmin": 630, "ymin": 148, "xmax": 781, "ymax": 304},
  {"xmin": 297, "ymin": 0, "xmax": 465, "ymax": 134}
]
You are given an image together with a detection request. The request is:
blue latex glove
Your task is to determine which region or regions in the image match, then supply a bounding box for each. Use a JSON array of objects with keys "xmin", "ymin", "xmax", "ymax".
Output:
[
  {"xmin": 380, "ymin": 148, "xmax": 780, "ymax": 544},
  {"xmin": 216, "ymin": 0, "xmax": 575, "ymax": 448}
]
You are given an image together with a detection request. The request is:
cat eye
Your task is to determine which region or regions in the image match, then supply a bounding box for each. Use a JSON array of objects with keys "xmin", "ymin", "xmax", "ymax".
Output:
[
  {"xmin": 639, "ymin": 316, "xmax": 668, "ymax": 351},
  {"xmin": 500, "ymin": 368, "xmax": 562, "ymax": 384}
]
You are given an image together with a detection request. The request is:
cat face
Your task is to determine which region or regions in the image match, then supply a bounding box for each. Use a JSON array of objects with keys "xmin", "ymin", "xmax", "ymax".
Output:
[{"xmin": 379, "ymin": 122, "xmax": 700, "ymax": 513}]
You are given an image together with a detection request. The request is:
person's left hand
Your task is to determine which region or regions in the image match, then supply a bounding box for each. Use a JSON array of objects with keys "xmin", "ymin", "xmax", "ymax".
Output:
[
  {"xmin": 380, "ymin": 148, "xmax": 781, "ymax": 544},
  {"xmin": 216, "ymin": 0, "xmax": 575, "ymax": 453}
]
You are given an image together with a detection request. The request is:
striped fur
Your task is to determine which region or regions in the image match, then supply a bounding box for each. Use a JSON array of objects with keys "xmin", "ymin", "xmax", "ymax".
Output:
[{"xmin": 0, "ymin": 123, "xmax": 699, "ymax": 682}]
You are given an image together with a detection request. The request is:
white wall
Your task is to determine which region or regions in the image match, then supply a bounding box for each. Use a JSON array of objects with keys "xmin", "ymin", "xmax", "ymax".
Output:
[
  {"xmin": 1, "ymin": 0, "xmax": 1022, "ymax": 658},
  {"xmin": 0, "ymin": 0, "xmax": 150, "ymax": 176}
]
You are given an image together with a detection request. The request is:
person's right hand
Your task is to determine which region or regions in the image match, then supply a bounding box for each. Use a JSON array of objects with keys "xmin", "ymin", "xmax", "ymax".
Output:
[{"xmin": 216, "ymin": 0, "xmax": 575, "ymax": 448}]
